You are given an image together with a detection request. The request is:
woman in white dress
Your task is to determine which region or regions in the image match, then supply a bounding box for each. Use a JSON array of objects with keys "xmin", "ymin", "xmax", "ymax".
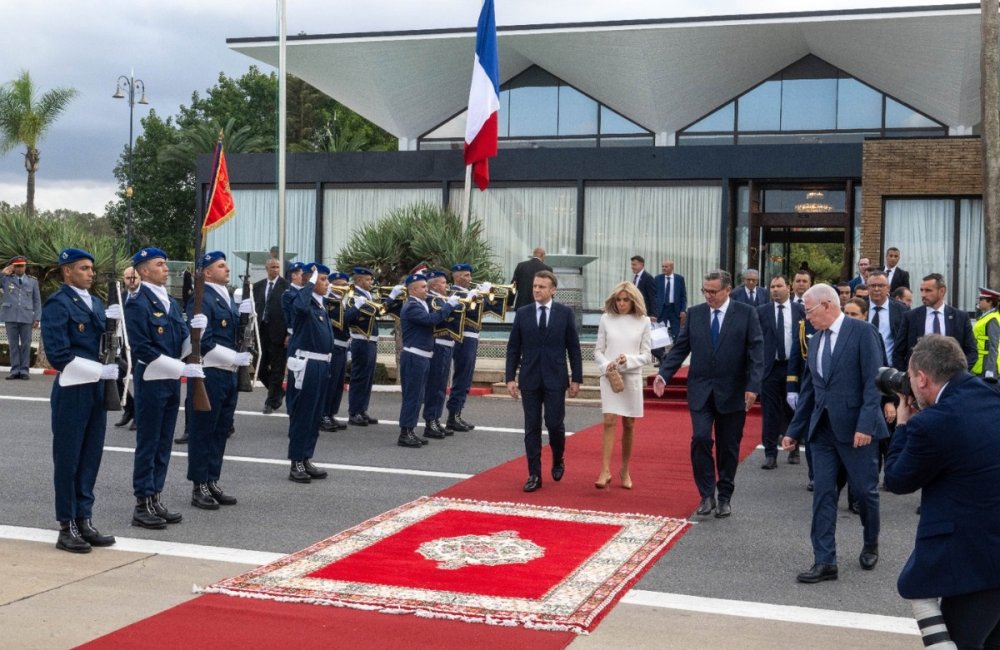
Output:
[{"xmin": 594, "ymin": 281, "xmax": 652, "ymax": 489}]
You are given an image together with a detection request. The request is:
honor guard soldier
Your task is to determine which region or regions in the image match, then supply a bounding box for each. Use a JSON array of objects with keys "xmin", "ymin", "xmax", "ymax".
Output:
[
  {"xmin": 42, "ymin": 248, "xmax": 120, "ymax": 552},
  {"xmin": 398, "ymin": 274, "xmax": 459, "ymax": 447},
  {"xmin": 185, "ymin": 251, "xmax": 252, "ymax": 509},
  {"xmin": 125, "ymin": 247, "xmax": 206, "ymax": 529},
  {"xmin": 286, "ymin": 264, "xmax": 334, "ymax": 483},
  {"xmin": 320, "ymin": 271, "xmax": 357, "ymax": 432},
  {"xmin": 422, "ymin": 270, "xmax": 462, "ymax": 439},
  {"xmin": 281, "ymin": 261, "xmax": 307, "ymax": 416},
  {"xmin": 347, "ymin": 266, "xmax": 381, "ymax": 426},
  {"xmin": 446, "ymin": 263, "xmax": 494, "ymax": 431}
]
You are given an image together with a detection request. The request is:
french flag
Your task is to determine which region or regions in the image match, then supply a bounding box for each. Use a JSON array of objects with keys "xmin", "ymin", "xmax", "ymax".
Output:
[{"xmin": 464, "ymin": 0, "xmax": 499, "ymax": 191}]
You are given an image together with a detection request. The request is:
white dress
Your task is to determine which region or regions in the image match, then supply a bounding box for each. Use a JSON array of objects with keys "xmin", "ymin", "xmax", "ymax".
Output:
[{"xmin": 594, "ymin": 313, "xmax": 653, "ymax": 417}]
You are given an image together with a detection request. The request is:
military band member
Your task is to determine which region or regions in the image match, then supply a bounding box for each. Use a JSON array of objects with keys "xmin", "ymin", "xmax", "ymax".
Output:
[
  {"xmin": 347, "ymin": 266, "xmax": 381, "ymax": 426},
  {"xmin": 398, "ymin": 274, "xmax": 459, "ymax": 448},
  {"xmin": 286, "ymin": 264, "xmax": 334, "ymax": 483},
  {"xmin": 446, "ymin": 263, "xmax": 493, "ymax": 432},
  {"xmin": 185, "ymin": 251, "xmax": 252, "ymax": 509},
  {"xmin": 42, "ymin": 248, "xmax": 120, "ymax": 553},
  {"xmin": 125, "ymin": 247, "xmax": 206, "ymax": 529},
  {"xmin": 422, "ymin": 270, "xmax": 460, "ymax": 439},
  {"xmin": 320, "ymin": 271, "xmax": 357, "ymax": 432},
  {"xmin": 282, "ymin": 261, "xmax": 307, "ymax": 416}
]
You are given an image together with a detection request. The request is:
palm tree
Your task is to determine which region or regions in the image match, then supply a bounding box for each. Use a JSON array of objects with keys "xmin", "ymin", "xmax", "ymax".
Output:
[{"xmin": 0, "ymin": 71, "xmax": 79, "ymax": 216}]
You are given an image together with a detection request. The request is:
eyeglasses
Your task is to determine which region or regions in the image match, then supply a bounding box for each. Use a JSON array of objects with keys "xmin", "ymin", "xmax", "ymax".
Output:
[
  {"xmin": 701, "ymin": 288, "xmax": 724, "ymax": 296},
  {"xmin": 805, "ymin": 301, "xmax": 829, "ymax": 315},
  {"xmin": 867, "ymin": 283, "xmax": 888, "ymax": 289}
]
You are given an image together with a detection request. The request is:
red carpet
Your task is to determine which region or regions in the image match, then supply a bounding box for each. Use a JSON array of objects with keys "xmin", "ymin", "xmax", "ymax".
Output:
[{"xmin": 78, "ymin": 400, "xmax": 761, "ymax": 649}]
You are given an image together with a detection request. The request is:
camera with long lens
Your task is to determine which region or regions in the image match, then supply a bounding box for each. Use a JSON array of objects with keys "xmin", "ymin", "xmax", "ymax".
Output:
[{"xmin": 875, "ymin": 366, "xmax": 912, "ymax": 397}]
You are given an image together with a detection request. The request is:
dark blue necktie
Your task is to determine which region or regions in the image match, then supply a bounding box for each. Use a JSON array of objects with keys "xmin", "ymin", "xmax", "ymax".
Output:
[
  {"xmin": 665, "ymin": 276, "xmax": 671, "ymax": 303},
  {"xmin": 776, "ymin": 305, "xmax": 786, "ymax": 361},
  {"xmin": 711, "ymin": 309, "xmax": 721, "ymax": 348},
  {"xmin": 872, "ymin": 305, "xmax": 881, "ymax": 329},
  {"xmin": 932, "ymin": 310, "xmax": 941, "ymax": 334},
  {"xmin": 539, "ymin": 305, "xmax": 547, "ymax": 333},
  {"xmin": 820, "ymin": 329, "xmax": 833, "ymax": 378}
]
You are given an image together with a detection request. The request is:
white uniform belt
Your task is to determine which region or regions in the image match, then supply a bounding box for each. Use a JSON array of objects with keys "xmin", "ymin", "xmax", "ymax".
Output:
[
  {"xmin": 403, "ymin": 346, "xmax": 434, "ymax": 359},
  {"xmin": 350, "ymin": 333, "xmax": 375, "ymax": 342},
  {"xmin": 462, "ymin": 331, "xmax": 480, "ymax": 339},
  {"xmin": 295, "ymin": 349, "xmax": 331, "ymax": 363},
  {"xmin": 434, "ymin": 339, "xmax": 455, "ymax": 348},
  {"xmin": 333, "ymin": 339, "xmax": 350, "ymax": 349}
]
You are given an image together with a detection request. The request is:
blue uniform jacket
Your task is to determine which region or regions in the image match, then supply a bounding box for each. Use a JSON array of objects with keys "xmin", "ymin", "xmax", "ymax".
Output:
[
  {"xmin": 186, "ymin": 286, "xmax": 238, "ymax": 355},
  {"xmin": 281, "ymin": 284, "xmax": 302, "ymax": 335},
  {"xmin": 400, "ymin": 297, "xmax": 454, "ymax": 352},
  {"xmin": 41, "ymin": 285, "xmax": 105, "ymax": 370},
  {"xmin": 287, "ymin": 283, "xmax": 333, "ymax": 355},
  {"xmin": 124, "ymin": 284, "xmax": 189, "ymax": 367}
]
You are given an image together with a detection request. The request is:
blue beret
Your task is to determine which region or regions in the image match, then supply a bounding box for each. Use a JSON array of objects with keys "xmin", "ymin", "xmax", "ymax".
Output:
[
  {"xmin": 58, "ymin": 248, "xmax": 94, "ymax": 266},
  {"xmin": 404, "ymin": 274, "xmax": 427, "ymax": 286},
  {"xmin": 288, "ymin": 261, "xmax": 306, "ymax": 273},
  {"xmin": 451, "ymin": 263, "xmax": 473, "ymax": 273},
  {"xmin": 200, "ymin": 250, "xmax": 226, "ymax": 268},
  {"xmin": 132, "ymin": 247, "xmax": 168, "ymax": 266},
  {"xmin": 425, "ymin": 270, "xmax": 446, "ymax": 280},
  {"xmin": 307, "ymin": 263, "xmax": 331, "ymax": 276},
  {"xmin": 352, "ymin": 266, "xmax": 374, "ymax": 277},
  {"xmin": 330, "ymin": 271, "xmax": 350, "ymax": 282}
]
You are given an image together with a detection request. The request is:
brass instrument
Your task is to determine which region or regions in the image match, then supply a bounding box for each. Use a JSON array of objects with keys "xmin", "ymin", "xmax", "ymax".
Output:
[
  {"xmin": 482, "ymin": 283, "xmax": 516, "ymax": 302},
  {"xmin": 376, "ymin": 285, "xmax": 407, "ymax": 301}
]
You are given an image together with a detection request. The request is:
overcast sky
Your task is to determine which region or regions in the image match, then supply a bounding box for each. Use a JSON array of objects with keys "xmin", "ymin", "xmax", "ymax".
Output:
[{"xmin": 0, "ymin": 0, "xmax": 971, "ymax": 215}]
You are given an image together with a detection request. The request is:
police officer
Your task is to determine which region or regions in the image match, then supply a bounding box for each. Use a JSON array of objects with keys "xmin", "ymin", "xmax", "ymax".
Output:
[
  {"xmin": 320, "ymin": 272, "xmax": 357, "ymax": 432},
  {"xmin": 42, "ymin": 248, "xmax": 120, "ymax": 552},
  {"xmin": 399, "ymin": 274, "xmax": 458, "ymax": 448},
  {"xmin": 186, "ymin": 252, "xmax": 252, "ymax": 509},
  {"xmin": 446, "ymin": 263, "xmax": 493, "ymax": 432},
  {"xmin": 125, "ymin": 247, "xmax": 206, "ymax": 529},
  {"xmin": 422, "ymin": 271, "xmax": 460, "ymax": 439},
  {"xmin": 347, "ymin": 266, "xmax": 380, "ymax": 426},
  {"xmin": 973, "ymin": 287, "xmax": 1000, "ymax": 388},
  {"xmin": 286, "ymin": 264, "xmax": 334, "ymax": 483},
  {"xmin": 282, "ymin": 261, "xmax": 307, "ymax": 416}
]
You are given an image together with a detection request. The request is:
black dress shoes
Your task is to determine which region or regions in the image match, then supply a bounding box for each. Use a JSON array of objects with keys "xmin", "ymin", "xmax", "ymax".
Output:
[
  {"xmin": 114, "ymin": 413, "xmax": 133, "ymax": 428},
  {"xmin": 174, "ymin": 431, "xmax": 189, "ymax": 444},
  {"xmin": 695, "ymin": 497, "xmax": 717, "ymax": 516},
  {"xmin": 348, "ymin": 414, "xmax": 368, "ymax": 427},
  {"xmin": 787, "ymin": 453, "xmax": 801, "ymax": 465},
  {"xmin": 129, "ymin": 421, "xmax": 137, "ymax": 431},
  {"xmin": 207, "ymin": 481, "xmax": 237, "ymax": 505},
  {"xmin": 761, "ymin": 457, "xmax": 777, "ymax": 470},
  {"xmin": 191, "ymin": 483, "xmax": 220, "ymax": 510},
  {"xmin": 807, "ymin": 481, "xmax": 814, "ymax": 492},
  {"xmin": 859, "ymin": 545, "xmax": 879, "ymax": 570},
  {"xmin": 848, "ymin": 500, "xmax": 861, "ymax": 515},
  {"xmin": 303, "ymin": 459, "xmax": 328, "ymax": 479},
  {"xmin": 56, "ymin": 520, "xmax": 92, "ymax": 553},
  {"xmin": 363, "ymin": 413, "xmax": 379, "ymax": 425},
  {"xmin": 523, "ymin": 475, "xmax": 542, "ymax": 492},
  {"xmin": 263, "ymin": 403, "xmax": 274, "ymax": 415},
  {"xmin": 551, "ymin": 462, "xmax": 565, "ymax": 482},
  {"xmin": 289, "ymin": 461, "xmax": 312, "ymax": 483},
  {"xmin": 715, "ymin": 500, "xmax": 732, "ymax": 518},
  {"xmin": 75, "ymin": 518, "xmax": 116, "ymax": 546},
  {"xmin": 797, "ymin": 563, "xmax": 838, "ymax": 583}
]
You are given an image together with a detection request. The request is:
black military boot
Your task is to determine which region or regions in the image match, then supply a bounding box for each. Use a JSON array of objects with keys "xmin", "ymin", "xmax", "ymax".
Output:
[
  {"xmin": 132, "ymin": 497, "xmax": 167, "ymax": 529},
  {"xmin": 207, "ymin": 481, "xmax": 237, "ymax": 505},
  {"xmin": 423, "ymin": 420, "xmax": 446, "ymax": 440},
  {"xmin": 56, "ymin": 520, "xmax": 92, "ymax": 553},
  {"xmin": 303, "ymin": 459, "xmax": 328, "ymax": 479},
  {"xmin": 75, "ymin": 518, "xmax": 116, "ymax": 547},
  {"xmin": 191, "ymin": 483, "xmax": 220, "ymax": 510},
  {"xmin": 446, "ymin": 412, "xmax": 472, "ymax": 432},
  {"xmin": 454, "ymin": 412, "xmax": 475, "ymax": 431},
  {"xmin": 289, "ymin": 461, "xmax": 312, "ymax": 483},
  {"xmin": 152, "ymin": 493, "xmax": 183, "ymax": 524},
  {"xmin": 319, "ymin": 416, "xmax": 338, "ymax": 432},
  {"xmin": 398, "ymin": 428, "xmax": 423, "ymax": 448},
  {"xmin": 435, "ymin": 419, "xmax": 455, "ymax": 436}
]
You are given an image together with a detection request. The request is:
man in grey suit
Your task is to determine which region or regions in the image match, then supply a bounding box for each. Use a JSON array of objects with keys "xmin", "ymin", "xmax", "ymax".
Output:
[
  {"xmin": 653, "ymin": 269, "xmax": 764, "ymax": 518},
  {"xmin": 783, "ymin": 284, "xmax": 889, "ymax": 584},
  {"xmin": 2, "ymin": 255, "xmax": 41, "ymax": 380}
]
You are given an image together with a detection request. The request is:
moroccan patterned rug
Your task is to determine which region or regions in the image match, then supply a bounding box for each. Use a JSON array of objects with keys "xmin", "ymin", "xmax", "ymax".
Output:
[{"xmin": 202, "ymin": 496, "xmax": 688, "ymax": 634}]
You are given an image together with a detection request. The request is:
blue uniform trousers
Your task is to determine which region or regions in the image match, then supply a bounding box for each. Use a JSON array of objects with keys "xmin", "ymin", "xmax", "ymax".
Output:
[
  {"xmin": 187, "ymin": 368, "xmax": 238, "ymax": 483},
  {"xmin": 809, "ymin": 416, "xmax": 880, "ymax": 565},
  {"xmin": 51, "ymin": 380, "xmax": 106, "ymax": 521},
  {"xmin": 132, "ymin": 372, "xmax": 181, "ymax": 497},
  {"xmin": 520, "ymin": 385, "xmax": 567, "ymax": 478},
  {"xmin": 285, "ymin": 363, "xmax": 299, "ymax": 417},
  {"xmin": 324, "ymin": 344, "xmax": 348, "ymax": 418},
  {"xmin": 446, "ymin": 335, "xmax": 478, "ymax": 415},
  {"xmin": 399, "ymin": 350, "xmax": 431, "ymax": 429},
  {"xmin": 348, "ymin": 339, "xmax": 377, "ymax": 417},
  {"xmin": 422, "ymin": 341, "xmax": 453, "ymax": 422},
  {"xmin": 288, "ymin": 359, "xmax": 330, "ymax": 461}
]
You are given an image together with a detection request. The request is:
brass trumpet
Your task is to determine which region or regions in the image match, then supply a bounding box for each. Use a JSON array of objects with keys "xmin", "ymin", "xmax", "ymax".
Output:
[
  {"xmin": 481, "ymin": 283, "xmax": 516, "ymax": 302},
  {"xmin": 376, "ymin": 285, "xmax": 407, "ymax": 301}
]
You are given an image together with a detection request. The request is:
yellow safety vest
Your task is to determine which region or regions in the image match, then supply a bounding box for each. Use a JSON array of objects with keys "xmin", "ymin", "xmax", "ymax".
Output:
[{"xmin": 972, "ymin": 309, "xmax": 1000, "ymax": 375}]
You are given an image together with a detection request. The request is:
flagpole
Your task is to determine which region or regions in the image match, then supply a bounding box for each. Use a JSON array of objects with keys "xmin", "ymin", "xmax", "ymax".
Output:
[
  {"xmin": 462, "ymin": 164, "xmax": 473, "ymax": 230},
  {"xmin": 277, "ymin": 0, "xmax": 288, "ymax": 271}
]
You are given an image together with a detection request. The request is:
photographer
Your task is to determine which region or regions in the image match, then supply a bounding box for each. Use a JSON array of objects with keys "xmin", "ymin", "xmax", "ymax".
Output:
[{"xmin": 885, "ymin": 335, "xmax": 1000, "ymax": 648}]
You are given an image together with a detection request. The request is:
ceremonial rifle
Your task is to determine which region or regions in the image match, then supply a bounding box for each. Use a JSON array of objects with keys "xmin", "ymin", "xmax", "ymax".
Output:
[{"xmin": 100, "ymin": 250, "xmax": 123, "ymax": 411}]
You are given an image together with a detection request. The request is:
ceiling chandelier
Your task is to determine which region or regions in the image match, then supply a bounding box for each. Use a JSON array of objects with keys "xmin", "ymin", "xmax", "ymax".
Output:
[{"xmin": 794, "ymin": 190, "xmax": 833, "ymax": 213}]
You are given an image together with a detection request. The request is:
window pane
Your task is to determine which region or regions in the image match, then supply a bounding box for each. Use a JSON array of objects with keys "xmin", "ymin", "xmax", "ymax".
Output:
[
  {"xmin": 885, "ymin": 97, "xmax": 939, "ymax": 128},
  {"xmin": 781, "ymin": 78, "xmax": 837, "ymax": 131},
  {"xmin": 508, "ymin": 85, "xmax": 558, "ymax": 137},
  {"xmin": 600, "ymin": 106, "xmax": 647, "ymax": 135},
  {"xmin": 498, "ymin": 89, "xmax": 510, "ymax": 137},
  {"xmin": 684, "ymin": 102, "xmax": 735, "ymax": 133},
  {"xmin": 958, "ymin": 199, "xmax": 985, "ymax": 311},
  {"xmin": 836, "ymin": 78, "xmax": 882, "ymax": 129},
  {"xmin": 737, "ymin": 80, "xmax": 781, "ymax": 131},
  {"xmin": 884, "ymin": 199, "xmax": 955, "ymax": 302},
  {"xmin": 558, "ymin": 86, "xmax": 597, "ymax": 136}
]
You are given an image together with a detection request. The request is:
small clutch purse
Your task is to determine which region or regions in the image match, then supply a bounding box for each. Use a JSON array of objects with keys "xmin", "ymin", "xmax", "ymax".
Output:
[{"xmin": 606, "ymin": 364, "xmax": 625, "ymax": 393}]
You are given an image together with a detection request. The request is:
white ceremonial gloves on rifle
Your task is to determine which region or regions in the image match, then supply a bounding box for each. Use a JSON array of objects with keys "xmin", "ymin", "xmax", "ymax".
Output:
[
  {"xmin": 353, "ymin": 296, "xmax": 366, "ymax": 309},
  {"xmin": 234, "ymin": 352, "xmax": 253, "ymax": 367},
  {"xmin": 105, "ymin": 304, "xmax": 123, "ymax": 320},
  {"xmin": 389, "ymin": 284, "xmax": 405, "ymax": 299},
  {"xmin": 446, "ymin": 295, "xmax": 460, "ymax": 307},
  {"xmin": 786, "ymin": 392, "xmax": 799, "ymax": 410},
  {"xmin": 189, "ymin": 314, "xmax": 208, "ymax": 330},
  {"xmin": 182, "ymin": 363, "xmax": 205, "ymax": 379},
  {"xmin": 100, "ymin": 364, "xmax": 120, "ymax": 380},
  {"xmin": 238, "ymin": 299, "xmax": 254, "ymax": 315}
]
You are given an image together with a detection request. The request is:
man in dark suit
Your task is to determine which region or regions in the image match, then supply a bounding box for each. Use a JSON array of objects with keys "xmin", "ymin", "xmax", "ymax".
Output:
[
  {"xmin": 653, "ymin": 259, "xmax": 687, "ymax": 344},
  {"xmin": 653, "ymin": 270, "xmax": 764, "ymax": 518},
  {"xmin": 510, "ymin": 248, "xmax": 552, "ymax": 311},
  {"xmin": 730, "ymin": 269, "xmax": 767, "ymax": 307},
  {"xmin": 253, "ymin": 258, "xmax": 289, "ymax": 414},
  {"xmin": 505, "ymin": 270, "xmax": 583, "ymax": 492},
  {"xmin": 865, "ymin": 270, "xmax": 907, "ymax": 468},
  {"xmin": 757, "ymin": 275, "xmax": 804, "ymax": 469},
  {"xmin": 886, "ymin": 335, "xmax": 1000, "ymax": 647},
  {"xmin": 893, "ymin": 273, "xmax": 976, "ymax": 372},
  {"xmin": 783, "ymin": 284, "xmax": 889, "ymax": 584},
  {"xmin": 883, "ymin": 246, "xmax": 910, "ymax": 293},
  {"xmin": 848, "ymin": 257, "xmax": 870, "ymax": 293},
  {"xmin": 630, "ymin": 255, "xmax": 656, "ymax": 315}
]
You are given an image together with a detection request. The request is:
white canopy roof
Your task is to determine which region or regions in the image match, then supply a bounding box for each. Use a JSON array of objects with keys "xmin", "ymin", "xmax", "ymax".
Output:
[{"xmin": 228, "ymin": 4, "xmax": 984, "ymax": 141}]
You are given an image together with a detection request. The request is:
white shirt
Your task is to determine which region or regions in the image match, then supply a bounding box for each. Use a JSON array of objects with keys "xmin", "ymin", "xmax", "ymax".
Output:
[
  {"xmin": 142, "ymin": 282, "xmax": 171, "ymax": 315},
  {"xmin": 68, "ymin": 285, "xmax": 93, "ymax": 311},
  {"xmin": 536, "ymin": 300, "xmax": 553, "ymax": 327},
  {"xmin": 818, "ymin": 312, "xmax": 845, "ymax": 376},
  {"xmin": 207, "ymin": 282, "xmax": 231, "ymax": 305},
  {"xmin": 775, "ymin": 299, "xmax": 792, "ymax": 359},
  {"xmin": 710, "ymin": 298, "xmax": 730, "ymax": 329},
  {"xmin": 663, "ymin": 275, "xmax": 675, "ymax": 303},
  {"xmin": 924, "ymin": 305, "xmax": 945, "ymax": 335}
]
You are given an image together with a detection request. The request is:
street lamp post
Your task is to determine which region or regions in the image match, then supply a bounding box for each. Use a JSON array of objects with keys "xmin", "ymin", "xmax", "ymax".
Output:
[{"xmin": 112, "ymin": 73, "xmax": 148, "ymax": 254}]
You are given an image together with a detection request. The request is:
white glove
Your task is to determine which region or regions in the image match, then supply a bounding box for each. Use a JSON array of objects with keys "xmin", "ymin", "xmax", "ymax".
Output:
[
  {"xmin": 100, "ymin": 364, "xmax": 119, "ymax": 380},
  {"xmin": 105, "ymin": 304, "xmax": 123, "ymax": 320},
  {"xmin": 189, "ymin": 314, "xmax": 208, "ymax": 330},
  {"xmin": 353, "ymin": 296, "xmax": 366, "ymax": 309},
  {"xmin": 238, "ymin": 299, "xmax": 253, "ymax": 315},
  {"xmin": 468, "ymin": 289, "xmax": 480, "ymax": 299},
  {"xmin": 389, "ymin": 284, "xmax": 404, "ymax": 299},
  {"xmin": 446, "ymin": 295, "xmax": 460, "ymax": 307},
  {"xmin": 478, "ymin": 282, "xmax": 492, "ymax": 293},
  {"xmin": 309, "ymin": 268, "xmax": 319, "ymax": 285},
  {"xmin": 234, "ymin": 352, "xmax": 253, "ymax": 367},
  {"xmin": 182, "ymin": 363, "xmax": 205, "ymax": 379},
  {"xmin": 786, "ymin": 392, "xmax": 799, "ymax": 410}
]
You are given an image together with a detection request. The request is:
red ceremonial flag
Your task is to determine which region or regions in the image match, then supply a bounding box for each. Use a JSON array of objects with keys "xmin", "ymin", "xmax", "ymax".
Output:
[{"xmin": 202, "ymin": 139, "xmax": 236, "ymax": 233}]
